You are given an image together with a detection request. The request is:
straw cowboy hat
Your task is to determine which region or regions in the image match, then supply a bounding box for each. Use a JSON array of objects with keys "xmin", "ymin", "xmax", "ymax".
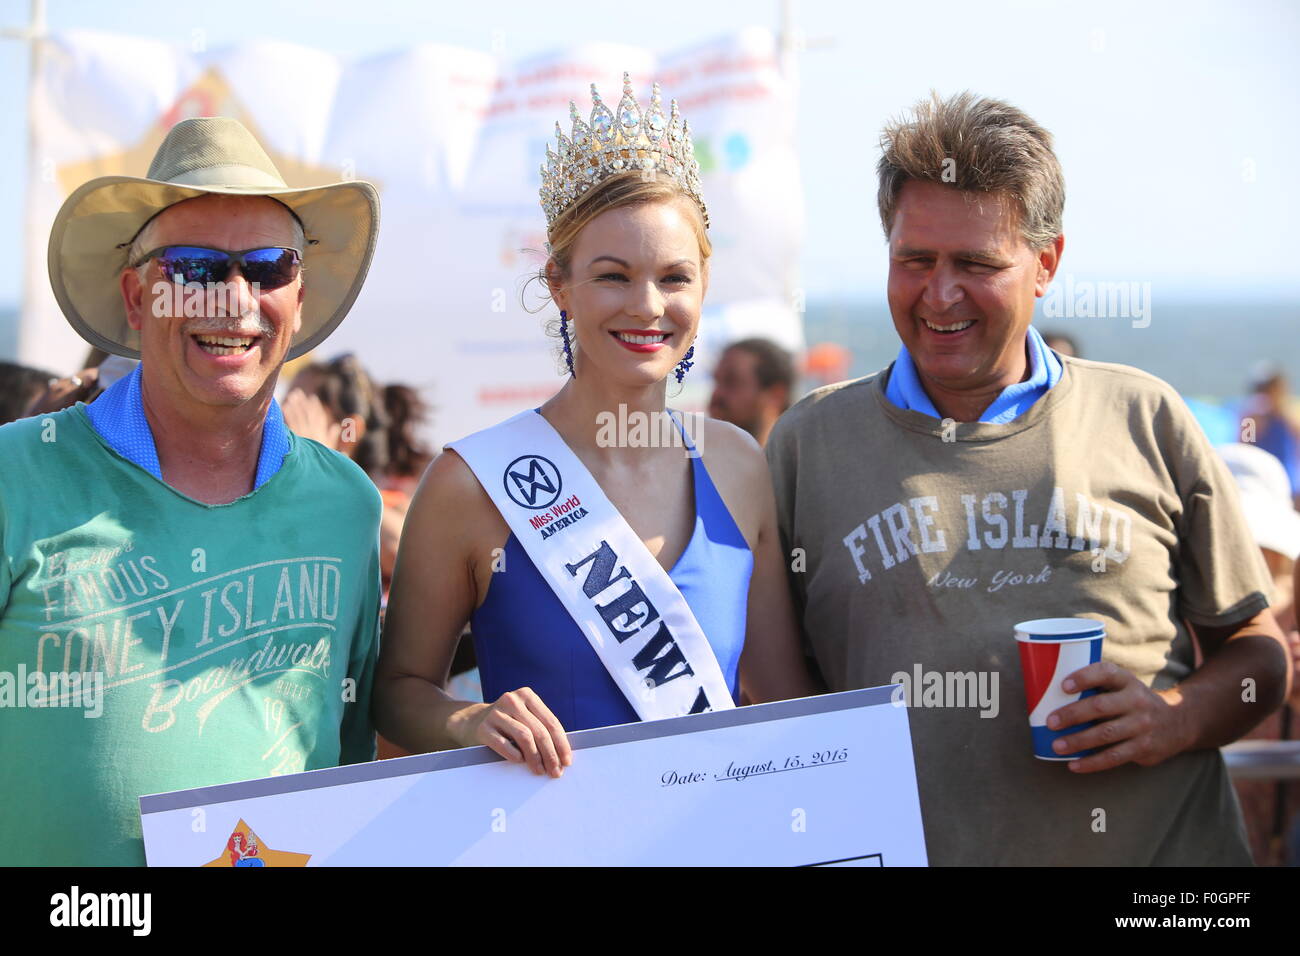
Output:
[{"xmin": 47, "ymin": 116, "xmax": 379, "ymax": 360}]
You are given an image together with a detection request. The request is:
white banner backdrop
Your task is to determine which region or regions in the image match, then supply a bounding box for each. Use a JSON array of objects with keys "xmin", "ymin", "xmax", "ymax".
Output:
[{"xmin": 23, "ymin": 28, "xmax": 804, "ymax": 440}]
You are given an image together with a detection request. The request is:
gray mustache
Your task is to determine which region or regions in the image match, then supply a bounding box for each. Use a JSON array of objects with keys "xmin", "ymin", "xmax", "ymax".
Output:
[{"xmin": 181, "ymin": 313, "xmax": 277, "ymax": 338}]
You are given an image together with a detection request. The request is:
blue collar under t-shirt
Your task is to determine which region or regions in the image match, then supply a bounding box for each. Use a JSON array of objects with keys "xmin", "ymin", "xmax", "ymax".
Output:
[
  {"xmin": 85, "ymin": 363, "xmax": 290, "ymax": 490},
  {"xmin": 884, "ymin": 325, "xmax": 1063, "ymax": 423}
]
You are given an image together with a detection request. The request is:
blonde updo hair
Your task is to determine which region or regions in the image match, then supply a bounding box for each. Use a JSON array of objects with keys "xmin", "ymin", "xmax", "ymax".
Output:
[{"xmin": 530, "ymin": 171, "xmax": 712, "ymax": 375}]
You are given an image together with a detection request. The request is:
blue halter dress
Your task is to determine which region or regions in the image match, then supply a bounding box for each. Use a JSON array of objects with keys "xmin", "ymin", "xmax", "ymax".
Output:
[{"xmin": 470, "ymin": 410, "xmax": 753, "ymax": 731}]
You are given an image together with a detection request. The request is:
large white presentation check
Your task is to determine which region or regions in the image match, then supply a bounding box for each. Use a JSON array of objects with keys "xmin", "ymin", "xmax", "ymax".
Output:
[{"xmin": 140, "ymin": 686, "xmax": 928, "ymax": 866}]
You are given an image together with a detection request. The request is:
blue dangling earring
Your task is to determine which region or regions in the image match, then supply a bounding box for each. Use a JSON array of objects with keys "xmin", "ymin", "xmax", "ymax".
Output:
[
  {"xmin": 559, "ymin": 310, "xmax": 575, "ymax": 377},
  {"xmin": 674, "ymin": 343, "xmax": 696, "ymax": 384}
]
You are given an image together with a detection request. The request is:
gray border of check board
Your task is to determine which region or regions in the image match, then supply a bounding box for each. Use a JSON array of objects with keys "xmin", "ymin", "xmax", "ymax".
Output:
[{"xmin": 139, "ymin": 685, "xmax": 897, "ymax": 814}]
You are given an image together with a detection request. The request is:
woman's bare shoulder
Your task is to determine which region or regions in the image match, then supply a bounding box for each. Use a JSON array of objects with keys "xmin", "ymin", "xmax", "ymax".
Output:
[
  {"xmin": 696, "ymin": 416, "xmax": 767, "ymax": 477},
  {"xmin": 408, "ymin": 449, "xmax": 505, "ymax": 537},
  {"xmin": 692, "ymin": 416, "xmax": 771, "ymax": 546}
]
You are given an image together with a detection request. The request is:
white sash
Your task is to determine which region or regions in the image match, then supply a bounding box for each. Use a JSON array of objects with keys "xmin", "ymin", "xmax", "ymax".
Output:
[{"xmin": 448, "ymin": 409, "xmax": 737, "ymax": 721}]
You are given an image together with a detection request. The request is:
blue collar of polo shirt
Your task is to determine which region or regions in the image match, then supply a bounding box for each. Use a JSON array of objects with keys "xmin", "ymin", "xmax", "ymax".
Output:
[
  {"xmin": 85, "ymin": 362, "xmax": 290, "ymax": 490},
  {"xmin": 884, "ymin": 324, "xmax": 1063, "ymax": 423}
]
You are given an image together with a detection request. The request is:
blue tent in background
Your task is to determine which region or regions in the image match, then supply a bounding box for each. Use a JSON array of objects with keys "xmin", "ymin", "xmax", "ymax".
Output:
[{"xmin": 1183, "ymin": 396, "xmax": 1240, "ymax": 445}]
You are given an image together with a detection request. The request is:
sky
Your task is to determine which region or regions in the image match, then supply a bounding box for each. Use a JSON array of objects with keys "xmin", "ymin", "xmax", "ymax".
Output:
[{"xmin": 1, "ymin": 0, "xmax": 1298, "ymax": 307}]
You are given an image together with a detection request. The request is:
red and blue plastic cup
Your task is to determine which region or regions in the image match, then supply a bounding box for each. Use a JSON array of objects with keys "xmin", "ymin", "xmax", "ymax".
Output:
[{"xmin": 1014, "ymin": 618, "xmax": 1106, "ymax": 761}]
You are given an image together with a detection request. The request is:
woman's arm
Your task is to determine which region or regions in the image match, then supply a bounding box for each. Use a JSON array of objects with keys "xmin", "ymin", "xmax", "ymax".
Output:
[
  {"xmin": 374, "ymin": 450, "xmax": 572, "ymax": 776},
  {"xmin": 739, "ymin": 452, "xmax": 821, "ymax": 704},
  {"xmin": 702, "ymin": 419, "xmax": 819, "ymax": 704}
]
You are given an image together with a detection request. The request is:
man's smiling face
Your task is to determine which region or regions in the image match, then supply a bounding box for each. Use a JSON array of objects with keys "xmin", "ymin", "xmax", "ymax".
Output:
[
  {"xmin": 121, "ymin": 193, "xmax": 304, "ymax": 412},
  {"xmin": 887, "ymin": 180, "xmax": 1060, "ymax": 400}
]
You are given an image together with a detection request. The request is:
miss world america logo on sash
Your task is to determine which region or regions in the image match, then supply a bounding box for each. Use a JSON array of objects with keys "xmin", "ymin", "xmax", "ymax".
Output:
[{"xmin": 449, "ymin": 410, "xmax": 736, "ymax": 722}]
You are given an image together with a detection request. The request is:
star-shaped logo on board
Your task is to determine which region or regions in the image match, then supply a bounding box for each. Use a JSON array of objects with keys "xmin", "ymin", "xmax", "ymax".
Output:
[
  {"xmin": 55, "ymin": 66, "xmax": 369, "ymax": 199},
  {"xmin": 203, "ymin": 819, "xmax": 311, "ymax": 867}
]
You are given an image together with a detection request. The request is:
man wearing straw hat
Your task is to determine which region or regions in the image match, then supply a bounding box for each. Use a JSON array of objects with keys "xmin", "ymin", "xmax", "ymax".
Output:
[{"xmin": 0, "ymin": 117, "xmax": 382, "ymax": 865}]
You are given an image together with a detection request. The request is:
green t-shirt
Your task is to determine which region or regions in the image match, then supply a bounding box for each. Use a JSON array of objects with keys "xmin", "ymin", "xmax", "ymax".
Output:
[
  {"xmin": 766, "ymin": 356, "xmax": 1272, "ymax": 866},
  {"xmin": 0, "ymin": 405, "xmax": 382, "ymax": 865}
]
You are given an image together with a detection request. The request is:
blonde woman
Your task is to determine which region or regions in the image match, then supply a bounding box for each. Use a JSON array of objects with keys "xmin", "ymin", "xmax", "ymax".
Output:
[{"xmin": 376, "ymin": 76, "xmax": 815, "ymax": 775}]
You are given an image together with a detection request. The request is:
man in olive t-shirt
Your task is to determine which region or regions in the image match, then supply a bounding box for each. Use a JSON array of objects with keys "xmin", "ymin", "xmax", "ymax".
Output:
[{"xmin": 766, "ymin": 93, "xmax": 1292, "ymax": 865}]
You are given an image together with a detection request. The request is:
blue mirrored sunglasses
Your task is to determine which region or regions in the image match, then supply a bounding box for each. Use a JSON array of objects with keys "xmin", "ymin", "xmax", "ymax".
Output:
[{"xmin": 132, "ymin": 245, "xmax": 302, "ymax": 290}]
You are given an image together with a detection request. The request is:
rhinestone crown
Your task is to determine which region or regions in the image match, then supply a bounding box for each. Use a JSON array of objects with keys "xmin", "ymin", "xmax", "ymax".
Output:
[{"xmin": 539, "ymin": 72, "xmax": 708, "ymax": 231}]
